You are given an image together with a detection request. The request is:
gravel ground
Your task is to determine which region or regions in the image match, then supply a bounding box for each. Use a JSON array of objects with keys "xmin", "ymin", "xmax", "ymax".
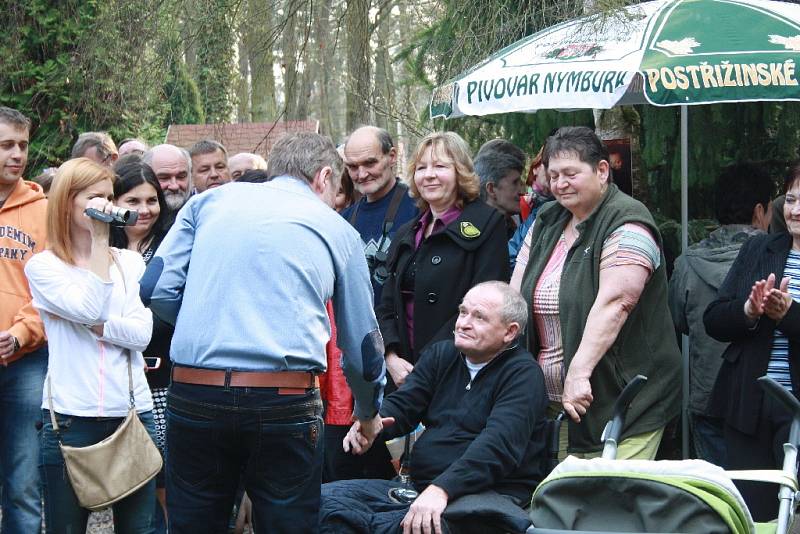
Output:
[{"xmin": 86, "ymin": 509, "xmax": 114, "ymax": 533}]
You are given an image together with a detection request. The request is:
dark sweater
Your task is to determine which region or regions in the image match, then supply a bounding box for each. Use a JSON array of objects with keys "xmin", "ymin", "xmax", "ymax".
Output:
[{"xmin": 380, "ymin": 340, "xmax": 548, "ymax": 502}]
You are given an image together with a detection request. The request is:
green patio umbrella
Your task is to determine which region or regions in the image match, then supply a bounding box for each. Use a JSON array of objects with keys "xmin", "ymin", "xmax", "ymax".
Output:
[
  {"xmin": 431, "ymin": 0, "xmax": 800, "ymax": 458},
  {"xmin": 431, "ymin": 0, "xmax": 800, "ymax": 117}
]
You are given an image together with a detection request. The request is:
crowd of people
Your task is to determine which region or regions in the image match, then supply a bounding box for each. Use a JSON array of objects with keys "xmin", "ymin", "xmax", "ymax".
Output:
[{"xmin": 0, "ymin": 102, "xmax": 798, "ymax": 533}]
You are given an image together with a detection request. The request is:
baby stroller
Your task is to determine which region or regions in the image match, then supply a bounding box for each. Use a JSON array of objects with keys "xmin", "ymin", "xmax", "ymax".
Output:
[{"xmin": 527, "ymin": 375, "xmax": 800, "ymax": 534}]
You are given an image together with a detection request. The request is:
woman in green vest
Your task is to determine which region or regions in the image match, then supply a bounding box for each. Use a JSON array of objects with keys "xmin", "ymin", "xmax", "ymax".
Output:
[{"xmin": 510, "ymin": 126, "xmax": 680, "ymax": 459}]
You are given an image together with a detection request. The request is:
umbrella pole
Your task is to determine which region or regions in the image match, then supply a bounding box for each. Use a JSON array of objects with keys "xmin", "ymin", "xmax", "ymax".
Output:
[{"xmin": 681, "ymin": 105, "xmax": 690, "ymax": 460}]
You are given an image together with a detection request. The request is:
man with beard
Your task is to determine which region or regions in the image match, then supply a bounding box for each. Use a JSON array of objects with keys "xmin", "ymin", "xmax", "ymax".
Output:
[{"xmin": 143, "ymin": 144, "xmax": 193, "ymax": 222}]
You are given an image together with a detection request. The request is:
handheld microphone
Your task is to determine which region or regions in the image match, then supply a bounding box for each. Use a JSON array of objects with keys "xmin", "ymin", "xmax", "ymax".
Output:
[{"xmin": 84, "ymin": 207, "xmax": 138, "ymax": 226}]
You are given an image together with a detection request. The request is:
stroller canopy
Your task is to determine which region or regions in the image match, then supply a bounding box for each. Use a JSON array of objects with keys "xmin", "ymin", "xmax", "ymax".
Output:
[{"xmin": 530, "ymin": 457, "xmax": 755, "ymax": 534}]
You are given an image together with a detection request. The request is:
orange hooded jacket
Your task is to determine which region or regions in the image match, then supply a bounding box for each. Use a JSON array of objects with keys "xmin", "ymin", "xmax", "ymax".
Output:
[{"xmin": 0, "ymin": 179, "xmax": 47, "ymax": 362}]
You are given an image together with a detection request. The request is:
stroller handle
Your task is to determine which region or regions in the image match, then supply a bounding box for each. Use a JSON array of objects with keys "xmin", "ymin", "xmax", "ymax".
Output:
[
  {"xmin": 601, "ymin": 375, "xmax": 647, "ymax": 446},
  {"xmin": 758, "ymin": 375, "xmax": 800, "ymax": 446}
]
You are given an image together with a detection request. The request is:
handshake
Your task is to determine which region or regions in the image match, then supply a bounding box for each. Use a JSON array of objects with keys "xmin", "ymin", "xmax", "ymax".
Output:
[{"xmin": 342, "ymin": 414, "xmax": 395, "ymax": 455}]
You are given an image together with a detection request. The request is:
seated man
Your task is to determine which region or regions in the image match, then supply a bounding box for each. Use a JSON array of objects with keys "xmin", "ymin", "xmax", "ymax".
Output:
[{"xmin": 320, "ymin": 281, "xmax": 548, "ymax": 534}]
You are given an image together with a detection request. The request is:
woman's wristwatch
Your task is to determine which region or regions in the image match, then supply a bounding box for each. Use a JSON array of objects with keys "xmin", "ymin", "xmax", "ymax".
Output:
[{"xmin": 11, "ymin": 336, "xmax": 20, "ymax": 353}]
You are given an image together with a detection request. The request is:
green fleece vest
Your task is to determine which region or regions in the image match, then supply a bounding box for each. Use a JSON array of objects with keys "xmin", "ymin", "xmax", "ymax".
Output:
[{"xmin": 520, "ymin": 184, "xmax": 681, "ymax": 452}]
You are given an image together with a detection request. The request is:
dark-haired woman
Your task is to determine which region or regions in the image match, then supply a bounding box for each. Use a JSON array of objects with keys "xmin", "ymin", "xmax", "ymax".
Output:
[
  {"xmin": 511, "ymin": 126, "xmax": 680, "ymax": 460},
  {"xmin": 111, "ymin": 161, "xmax": 172, "ymax": 530}
]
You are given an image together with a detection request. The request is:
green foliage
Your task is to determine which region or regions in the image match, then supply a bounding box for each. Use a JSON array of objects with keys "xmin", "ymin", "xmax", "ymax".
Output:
[
  {"xmin": 1, "ymin": 0, "xmax": 170, "ymax": 173},
  {"xmin": 640, "ymin": 103, "xmax": 800, "ymax": 220},
  {"xmin": 407, "ymin": 0, "xmax": 800, "ymax": 222},
  {"xmin": 164, "ymin": 57, "xmax": 206, "ymax": 126},
  {"xmin": 194, "ymin": 0, "xmax": 237, "ymax": 123}
]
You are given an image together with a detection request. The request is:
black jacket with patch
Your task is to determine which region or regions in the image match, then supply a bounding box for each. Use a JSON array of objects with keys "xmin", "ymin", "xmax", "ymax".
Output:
[{"xmin": 377, "ymin": 199, "xmax": 509, "ymax": 364}]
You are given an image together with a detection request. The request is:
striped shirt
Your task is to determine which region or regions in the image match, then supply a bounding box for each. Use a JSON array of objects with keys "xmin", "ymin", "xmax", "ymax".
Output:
[
  {"xmin": 528, "ymin": 222, "xmax": 660, "ymax": 401},
  {"xmin": 767, "ymin": 250, "xmax": 800, "ymax": 392}
]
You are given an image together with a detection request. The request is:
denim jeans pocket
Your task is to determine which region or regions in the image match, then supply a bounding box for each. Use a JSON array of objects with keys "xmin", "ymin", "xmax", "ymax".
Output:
[
  {"xmin": 40, "ymin": 411, "xmax": 74, "ymax": 466},
  {"xmin": 254, "ymin": 415, "xmax": 322, "ymax": 499},
  {"xmin": 166, "ymin": 403, "xmax": 220, "ymax": 489}
]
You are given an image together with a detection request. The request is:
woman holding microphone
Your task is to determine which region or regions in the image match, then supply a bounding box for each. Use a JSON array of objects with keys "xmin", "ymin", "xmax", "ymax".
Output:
[{"xmin": 25, "ymin": 158, "xmax": 156, "ymax": 532}]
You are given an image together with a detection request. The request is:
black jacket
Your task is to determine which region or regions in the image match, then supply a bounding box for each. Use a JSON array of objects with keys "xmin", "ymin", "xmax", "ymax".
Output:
[
  {"xmin": 377, "ymin": 200, "xmax": 509, "ymax": 363},
  {"xmin": 704, "ymin": 232, "xmax": 800, "ymax": 434},
  {"xmin": 381, "ymin": 340, "xmax": 548, "ymax": 502}
]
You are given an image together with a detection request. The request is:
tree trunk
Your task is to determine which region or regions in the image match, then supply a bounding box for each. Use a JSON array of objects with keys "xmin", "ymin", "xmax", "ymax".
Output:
[
  {"xmin": 315, "ymin": 0, "xmax": 335, "ymax": 135},
  {"xmin": 373, "ymin": 8, "xmax": 392, "ymax": 132},
  {"xmin": 248, "ymin": 0, "xmax": 278, "ymax": 122},
  {"xmin": 282, "ymin": 0, "xmax": 300, "ymax": 120},
  {"xmin": 345, "ymin": 0, "xmax": 371, "ymax": 131},
  {"xmin": 236, "ymin": 35, "xmax": 250, "ymax": 122}
]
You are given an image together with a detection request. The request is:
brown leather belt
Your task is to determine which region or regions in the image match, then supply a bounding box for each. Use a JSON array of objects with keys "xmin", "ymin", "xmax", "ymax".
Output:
[{"xmin": 172, "ymin": 366, "xmax": 318, "ymax": 391}]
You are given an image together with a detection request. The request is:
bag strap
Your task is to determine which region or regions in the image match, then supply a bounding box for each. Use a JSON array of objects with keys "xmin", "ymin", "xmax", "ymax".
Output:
[
  {"xmin": 383, "ymin": 181, "xmax": 408, "ymax": 228},
  {"xmin": 47, "ymin": 251, "xmax": 135, "ymax": 436},
  {"xmin": 110, "ymin": 251, "xmax": 135, "ymax": 410},
  {"xmin": 348, "ymin": 180, "xmax": 408, "ymax": 228}
]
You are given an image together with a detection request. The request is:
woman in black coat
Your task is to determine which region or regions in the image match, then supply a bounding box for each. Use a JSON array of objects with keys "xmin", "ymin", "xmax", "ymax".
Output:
[
  {"xmin": 704, "ymin": 163, "xmax": 800, "ymax": 521},
  {"xmin": 377, "ymin": 132, "xmax": 509, "ymax": 388}
]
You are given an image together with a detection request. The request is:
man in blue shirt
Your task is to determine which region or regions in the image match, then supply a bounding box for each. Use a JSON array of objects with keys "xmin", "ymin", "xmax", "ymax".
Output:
[{"xmin": 141, "ymin": 132, "xmax": 387, "ymax": 534}]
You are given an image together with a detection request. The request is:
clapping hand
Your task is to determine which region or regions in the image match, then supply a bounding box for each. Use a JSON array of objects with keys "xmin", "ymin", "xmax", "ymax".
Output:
[
  {"xmin": 745, "ymin": 273, "xmax": 792, "ymax": 323},
  {"xmin": 764, "ymin": 275, "xmax": 792, "ymax": 322}
]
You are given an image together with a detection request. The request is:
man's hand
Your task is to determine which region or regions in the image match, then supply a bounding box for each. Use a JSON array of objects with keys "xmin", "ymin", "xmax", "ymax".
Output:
[
  {"xmin": 401, "ymin": 485, "xmax": 449, "ymax": 534},
  {"xmin": 0, "ymin": 331, "xmax": 17, "ymax": 365},
  {"xmin": 342, "ymin": 415, "xmax": 394, "ymax": 455},
  {"xmin": 562, "ymin": 371, "xmax": 593, "ymax": 423},
  {"xmin": 386, "ymin": 352, "xmax": 414, "ymax": 387}
]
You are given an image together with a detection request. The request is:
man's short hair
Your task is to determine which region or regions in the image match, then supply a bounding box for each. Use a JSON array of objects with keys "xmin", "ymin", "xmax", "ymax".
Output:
[
  {"xmin": 237, "ymin": 169, "xmax": 270, "ymax": 184},
  {"xmin": 350, "ymin": 126, "xmax": 394, "ymax": 155},
  {"xmin": 0, "ymin": 107, "xmax": 31, "ymax": 131},
  {"xmin": 474, "ymin": 151, "xmax": 525, "ymax": 201},
  {"xmin": 715, "ymin": 162, "xmax": 774, "ymax": 224},
  {"xmin": 476, "ymin": 139, "xmax": 526, "ymax": 168},
  {"xmin": 71, "ymin": 131, "xmax": 117, "ymax": 160},
  {"xmin": 267, "ymin": 133, "xmax": 343, "ymax": 185},
  {"xmin": 471, "ymin": 281, "xmax": 528, "ymax": 334},
  {"xmin": 189, "ymin": 139, "xmax": 228, "ymax": 158},
  {"xmin": 29, "ymin": 170, "xmax": 55, "ymax": 195},
  {"xmin": 142, "ymin": 144, "xmax": 193, "ymax": 177}
]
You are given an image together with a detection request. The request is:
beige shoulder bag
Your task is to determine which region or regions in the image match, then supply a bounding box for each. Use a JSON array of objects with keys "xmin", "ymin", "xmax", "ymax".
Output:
[{"xmin": 45, "ymin": 251, "xmax": 162, "ymax": 511}]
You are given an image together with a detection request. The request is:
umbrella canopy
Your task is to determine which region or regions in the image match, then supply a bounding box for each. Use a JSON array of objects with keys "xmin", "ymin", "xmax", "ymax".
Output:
[{"xmin": 431, "ymin": 0, "xmax": 800, "ymax": 118}]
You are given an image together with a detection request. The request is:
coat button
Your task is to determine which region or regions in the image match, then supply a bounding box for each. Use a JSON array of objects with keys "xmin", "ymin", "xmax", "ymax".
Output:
[
  {"xmin": 427, "ymin": 292, "xmax": 438, "ymax": 304},
  {"xmin": 431, "ymin": 255, "xmax": 442, "ymax": 265}
]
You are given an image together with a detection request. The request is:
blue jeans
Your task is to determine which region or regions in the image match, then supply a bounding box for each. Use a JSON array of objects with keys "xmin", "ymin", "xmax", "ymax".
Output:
[
  {"xmin": 165, "ymin": 382, "xmax": 324, "ymax": 534},
  {"xmin": 320, "ymin": 479, "xmax": 411, "ymax": 534},
  {"xmin": 0, "ymin": 345, "xmax": 47, "ymax": 533},
  {"xmin": 40, "ymin": 410, "xmax": 157, "ymax": 533}
]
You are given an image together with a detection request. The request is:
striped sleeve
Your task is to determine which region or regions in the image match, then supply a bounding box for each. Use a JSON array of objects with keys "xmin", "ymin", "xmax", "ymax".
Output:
[{"xmin": 600, "ymin": 223, "xmax": 660, "ymax": 274}]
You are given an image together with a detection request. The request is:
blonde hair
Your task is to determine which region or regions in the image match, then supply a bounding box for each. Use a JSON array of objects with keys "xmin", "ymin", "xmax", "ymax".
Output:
[
  {"xmin": 406, "ymin": 132, "xmax": 480, "ymax": 212},
  {"xmin": 47, "ymin": 158, "xmax": 115, "ymax": 265}
]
